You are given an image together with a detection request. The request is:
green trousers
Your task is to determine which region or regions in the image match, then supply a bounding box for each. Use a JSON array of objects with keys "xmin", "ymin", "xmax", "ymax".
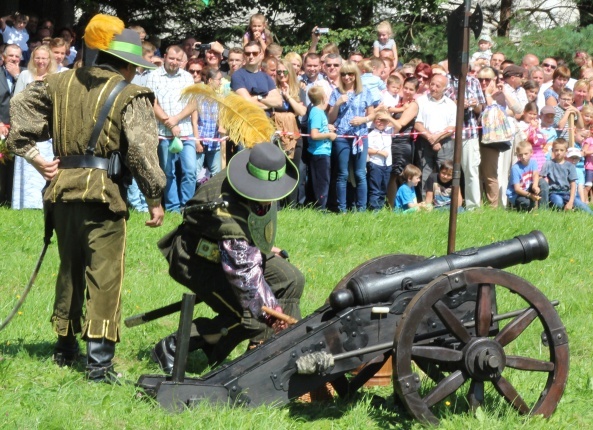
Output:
[{"xmin": 50, "ymin": 202, "xmax": 126, "ymax": 342}]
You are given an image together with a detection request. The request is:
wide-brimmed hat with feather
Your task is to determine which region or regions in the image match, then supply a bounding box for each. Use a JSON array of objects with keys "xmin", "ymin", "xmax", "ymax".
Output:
[
  {"xmin": 84, "ymin": 14, "xmax": 155, "ymax": 69},
  {"xmin": 227, "ymin": 142, "xmax": 298, "ymax": 201}
]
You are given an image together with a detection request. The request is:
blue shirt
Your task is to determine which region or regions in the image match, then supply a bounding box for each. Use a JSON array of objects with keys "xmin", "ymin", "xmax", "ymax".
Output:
[
  {"xmin": 395, "ymin": 182, "xmax": 417, "ymax": 210},
  {"xmin": 307, "ymin": 106, "xmax": 331, "ymax": 156},
  {"xmin": 329, "ymin": 87, "xmax": 374, "ymax": 136},
  {"xmin": 507, "ymin": 159, "xmax": 538, "ymax": 204}
]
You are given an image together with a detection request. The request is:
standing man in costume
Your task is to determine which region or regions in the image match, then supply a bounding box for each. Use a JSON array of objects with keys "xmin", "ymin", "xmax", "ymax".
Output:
[
  {"xmin": 6, "ymin": 15, "xmax": 166, "ymax": 382},
  {"xmin": 151, "ymin": 87, "xmax": 304, "ymax": 372}
]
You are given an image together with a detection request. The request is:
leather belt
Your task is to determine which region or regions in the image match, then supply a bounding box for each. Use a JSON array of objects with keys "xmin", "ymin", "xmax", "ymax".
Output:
[{"xmin": 59, "ymin": 155, "xmax": 109, "ymax": 170}]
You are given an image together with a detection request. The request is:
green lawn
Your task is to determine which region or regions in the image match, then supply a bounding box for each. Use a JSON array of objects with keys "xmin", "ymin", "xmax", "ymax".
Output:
[{"xmin": 0, "ymin": 206, "xmax": 591, "ymax": 429}]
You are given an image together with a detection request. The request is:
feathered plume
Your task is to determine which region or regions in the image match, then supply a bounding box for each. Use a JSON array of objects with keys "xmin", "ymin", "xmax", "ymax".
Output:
[
  {"xmin": 182, "ymin": 84, "xmax": 276, "ymax": 148},
  {"xmin": 84, "ymin": 14, "xmax": 125, "ymax": 51}
]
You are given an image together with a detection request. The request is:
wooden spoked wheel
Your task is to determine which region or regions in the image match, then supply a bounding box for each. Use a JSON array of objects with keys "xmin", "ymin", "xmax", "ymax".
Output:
[{"xmin": 392, "ymin": 267, "xmax": 569, "ymax": 426}]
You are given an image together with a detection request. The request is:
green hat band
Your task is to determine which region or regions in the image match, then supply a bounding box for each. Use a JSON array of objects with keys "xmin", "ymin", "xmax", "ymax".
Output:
[
  {"xmin": 247, "ymin": 162, "xmax": 286, "ymax": 181},
  {"xmin": 109, "ymin": 40, "xmax": 142, "ymax": 56}
]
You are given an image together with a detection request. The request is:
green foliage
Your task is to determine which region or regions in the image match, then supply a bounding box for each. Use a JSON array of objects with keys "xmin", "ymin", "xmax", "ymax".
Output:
[{"xmin": 482, "ymin": 25, "xmax": 593, "ymax": 74}]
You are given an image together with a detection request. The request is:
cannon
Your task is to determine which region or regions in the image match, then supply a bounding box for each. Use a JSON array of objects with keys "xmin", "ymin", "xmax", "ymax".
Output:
[{"xmin": 137, "ymin": 231, "xmax": 568, "ymax": 425}]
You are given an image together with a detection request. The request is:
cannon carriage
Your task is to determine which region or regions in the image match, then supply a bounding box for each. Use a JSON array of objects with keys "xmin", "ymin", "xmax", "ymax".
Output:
[{"xmin": 136, "ymin": 231, "xmax": 568, "ymax": 425}]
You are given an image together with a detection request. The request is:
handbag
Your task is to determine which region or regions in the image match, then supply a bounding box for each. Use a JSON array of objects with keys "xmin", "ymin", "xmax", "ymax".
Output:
[{"xmin": 481, "ymin": 104, "xmax": 513, "ymax": 149}]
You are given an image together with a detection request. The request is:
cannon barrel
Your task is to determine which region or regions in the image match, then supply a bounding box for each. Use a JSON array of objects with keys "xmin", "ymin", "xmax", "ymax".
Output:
[{"xmin": 329, "ymin": 230, "xmax": 549, "ymax": 310}]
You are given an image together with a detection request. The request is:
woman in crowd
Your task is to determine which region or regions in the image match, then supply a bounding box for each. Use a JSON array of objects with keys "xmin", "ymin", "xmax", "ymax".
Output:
[
  {"xmin": 186, "ymin": 58, "xmax": 204, "ymax": 84},
  {"xmin": 386, "ymin": 76, "xmax": 419, "ymax": 208},
  {"xmin": 328, "ymin": 61, "xmax": 374, "ymax": 212},
  {"xmin": 284, "ymin": 51, "xmax": 303, "ymax": 76},
  {"xmin": 523, "ymin": 79, "xmax": 540, "ymax": 103},
  {"xmin": 12, "ymin": 44, "xmax": 57, "ymax": 209},
  {"xmin": 528, "ymin": 66, "xmax": 544, "ymax": 87},
  {"xmin": 414, "ymin": 62, "xmax": 432, "ymax": 98},
  {"xmin": 275, "ymin": 59, "xmax": 306, "ymax": 205},
  {"xmin": 477, "ymin": 66, "xmax": 513, "ymax": 208},
  {"xmin": 572, "ymin": 79, "xmax": 590, "ymax": 109},
  {"xmin": 544, "ymin": 66, "xmax": 571, "ymax": 106}
]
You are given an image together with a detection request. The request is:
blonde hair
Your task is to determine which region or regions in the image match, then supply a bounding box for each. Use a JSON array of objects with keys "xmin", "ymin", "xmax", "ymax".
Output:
[
  {"xmin": 515, "ymin": 141, "xmax": 533, "ymax": 154},
  {"xmin": 278, "ymin": 58, "xmax": 301, "ymax": 101},
  {"xmin": 376, "ymin": 21, "xmax": 392, "ymax": 35},
  {"xmin": 28, "ymin": 44, "xmax": 57, "ymax": 77},
  {"xmin": 337, "ymin": 61, "xmax": 363, "ymax": 95},
  {"xmin": 284, "ymin": 51, "xmax": 302, "ymax": 69},
  {"xmin": 308, "ymin": 85, "xmax": 326, "ymax": 106},
  {"xmin": 581, "ymin": 104, "xmax": 593, "ymax": 118}
]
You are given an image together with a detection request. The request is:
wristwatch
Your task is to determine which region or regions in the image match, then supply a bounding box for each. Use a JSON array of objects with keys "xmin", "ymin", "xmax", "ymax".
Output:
[{"xmin": 257, "ymin": 95, "xmax": 264, "ymax": 101}]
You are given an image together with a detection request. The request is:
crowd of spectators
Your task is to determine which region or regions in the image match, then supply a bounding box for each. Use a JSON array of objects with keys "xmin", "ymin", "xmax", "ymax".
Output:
[{"xmin": 2, "ymin": 12, "xmax": 593, "ymax": 215}]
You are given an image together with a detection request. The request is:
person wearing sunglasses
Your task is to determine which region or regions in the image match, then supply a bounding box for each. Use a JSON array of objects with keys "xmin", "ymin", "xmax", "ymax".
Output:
[
  {"xmin": 273, "ymin": 59, "xmax": 306, "ymax": 205},
  {"xmin": 230, "ymin": 41, "xmax": 282, "ymax": 112},
  {"xmin": 322, "ymin": 53, "xmax": 342, "ymax": 89},
  {"xmin": 477, "ymin": 66, "xmax": 515, "ymax": 208},
  {"xmin": 186, "ymin": 58, "xmax": 204, "ymax": 84},
  {"xmin": 327, "ymin": 61, "xmax": 375, "ymax": 212},
  {"xmin": 414, "ymin": 62, "xmax": 433, "ymax": 97}
]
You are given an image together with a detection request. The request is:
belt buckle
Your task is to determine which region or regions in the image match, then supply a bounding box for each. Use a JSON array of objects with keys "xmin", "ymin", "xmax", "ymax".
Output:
[{"xmin": 196, "ymin": 238, "xmax": 221, "ymax": 263}]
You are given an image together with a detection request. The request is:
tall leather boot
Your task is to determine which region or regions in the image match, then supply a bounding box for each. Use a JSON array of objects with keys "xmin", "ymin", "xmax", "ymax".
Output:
[
  {"xmin": 53, "ymin": 328, "xmax": 80, "ymax": 367},
  {"xmin": 86, "ymin": 338, "xmax": 117, "ymax": 383}
]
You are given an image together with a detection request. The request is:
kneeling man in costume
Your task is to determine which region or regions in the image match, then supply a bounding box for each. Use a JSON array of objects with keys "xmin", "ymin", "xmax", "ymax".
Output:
[{"xmin": 152, "ymin": 124, "xmax": 304, "ymax": 372}]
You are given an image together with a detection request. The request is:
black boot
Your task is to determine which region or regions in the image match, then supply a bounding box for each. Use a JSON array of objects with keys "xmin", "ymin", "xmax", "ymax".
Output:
[
  {"xmin": 151, "ymin": 334, "xmax": 205, "ymax": 374},
  {"xmin": 53, "ymin": 330, "xmax": 80, "ymax": 367},
  {"xmin": 151, "ymin": 334, "xmax": 176, "ymax": 375},
  {"xmin": 86, "ymin": 338, "xmax": 117, "ymax": 383}
]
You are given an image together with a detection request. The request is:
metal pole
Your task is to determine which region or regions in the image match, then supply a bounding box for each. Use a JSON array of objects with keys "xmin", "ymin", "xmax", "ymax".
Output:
[
  {"xmin": 171, "ymin": 293, "xmax": 196, "ymax": 383},
  {"xmin": 448, "ymin": 0, "xmax": 472, "ymax": 255}
]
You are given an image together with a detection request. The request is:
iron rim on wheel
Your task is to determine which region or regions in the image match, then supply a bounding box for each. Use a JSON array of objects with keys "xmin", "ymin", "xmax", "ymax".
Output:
[{"xmin": 393, "ymin": 267, "xmax": 569, "ymax": 426}]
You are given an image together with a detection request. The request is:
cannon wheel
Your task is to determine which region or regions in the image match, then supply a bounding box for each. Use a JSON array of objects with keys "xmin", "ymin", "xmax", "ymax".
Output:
[
  {"xmin": 393, "ymin": 267, "xmax": 569, "ymax": 426},
  {"xmin": 329, "ymin": 253, "xmax": 426, "ymax": 399}
]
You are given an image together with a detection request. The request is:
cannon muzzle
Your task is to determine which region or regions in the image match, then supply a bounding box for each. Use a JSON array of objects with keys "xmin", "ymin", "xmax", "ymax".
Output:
[{"xmin": 330, "ymin": 230, "xmax": 549, "ymax": 310}]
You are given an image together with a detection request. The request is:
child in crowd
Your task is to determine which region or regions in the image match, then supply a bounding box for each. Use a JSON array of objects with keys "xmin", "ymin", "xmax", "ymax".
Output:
[
  {"xmin": 0, "ymin": 12, "xmax": 29, "ymax": 53},
  {"xmin": 367, "ymin": 113, "xmax": 393, "ymax": 210},
  {"xmin": 243, "ymin": 13, "xmax": 271, "ymax": 51},
  {"xmin": 553, "ymin": 88, "xmax": 583, "ymax": 140},
  {"xmin": 506, "ymin": 141, "xmax": 545, "ymax": 211},
  {"xmin": 395, "ymin": 164, "xmax": 429, "ymax": 212},
  {"xmin": 566, "ymin": 147, "xmax": 586, "ymax": 202},
  {"xmin": 572, "ymin": 127, "xmax": 587, "ymax": 174},
  {"xmin": 539, "ymin": 106, "xmax": 558, "ymax": 157},
  {"xmin": 470, "ymin": 34, "xmax": 493, "ymax": 65},
  {"xmin": 540, "ymin": 139, "xmax": 593, "ymax": 214},
  {"xmin": 518, "ymin": 102, "xmax": 547, "ymax": 171},
  {"xmin": 582, "ymin": 130, "xmax": 593, "ymax": 202},
  {"xmin": 581, "ymin": 104, "xmax": 593, "ymax": 133},
  {"xmin": 424, "ymin": 160, "xmax": 463, "ymax": 211},
  {"xmin": 307, "ymin": 86, "xmax": 336, "ymax": 210},
  {"xmin": 381, "ymin": 75, "xmax": 401, "ymax": 111},
  {"xmin": 373, "ymin": 21, "xmax": 398, "ymax": 65},
  {"xmin": 360, "ymin": 57, "xmax": 386, "ymax": 107}
]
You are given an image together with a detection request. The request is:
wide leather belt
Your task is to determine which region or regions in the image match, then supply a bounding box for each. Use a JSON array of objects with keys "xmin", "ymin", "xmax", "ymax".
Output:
[{"xmin": 59, "ymin": 155, "xmax": 109, "ymax": 170}]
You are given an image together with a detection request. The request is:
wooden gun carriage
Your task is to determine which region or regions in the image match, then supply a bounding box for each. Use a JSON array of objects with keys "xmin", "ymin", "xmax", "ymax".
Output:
[{"xmin": 136, "ymin": 231, "xmax": 568, "ymax": 425}]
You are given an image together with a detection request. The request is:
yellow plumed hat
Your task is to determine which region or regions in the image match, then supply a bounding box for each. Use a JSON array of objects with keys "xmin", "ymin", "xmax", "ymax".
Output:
[{"xmin": 84, "ymin": 14, "xmax": 156, "ymax": 69}]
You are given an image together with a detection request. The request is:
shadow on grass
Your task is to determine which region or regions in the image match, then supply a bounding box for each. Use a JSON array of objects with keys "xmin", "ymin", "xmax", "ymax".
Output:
[{"xmin": 285, "ymin": 391, "xmax": 416, "ymax": 429}]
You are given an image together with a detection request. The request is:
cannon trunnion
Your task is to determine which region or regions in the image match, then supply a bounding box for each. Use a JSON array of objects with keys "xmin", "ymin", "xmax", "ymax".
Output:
[{"xmin": 137, "ymin": 231, "xmax": 568, "ymax": 425}]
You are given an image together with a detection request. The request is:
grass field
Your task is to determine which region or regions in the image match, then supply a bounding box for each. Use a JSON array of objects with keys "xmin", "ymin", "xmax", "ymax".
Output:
[{"xmin": 0, "ymin": 205, "xmax": 592, "ymax": 429}]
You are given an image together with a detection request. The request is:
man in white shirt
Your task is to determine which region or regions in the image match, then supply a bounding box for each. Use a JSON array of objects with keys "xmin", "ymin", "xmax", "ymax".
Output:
[
  {"xmin": 146, "ymin": 45, "xmax": 196, "ymax": 212},
  {"xmin": 414, "ymin": 74, "xmax": 456, "ymax": 193}
]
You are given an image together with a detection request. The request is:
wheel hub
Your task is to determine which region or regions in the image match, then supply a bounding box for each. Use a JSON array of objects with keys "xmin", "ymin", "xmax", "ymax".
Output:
[{"xmin": 464, "ymin": 338, "xmax": 506, "ymax": 380}]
